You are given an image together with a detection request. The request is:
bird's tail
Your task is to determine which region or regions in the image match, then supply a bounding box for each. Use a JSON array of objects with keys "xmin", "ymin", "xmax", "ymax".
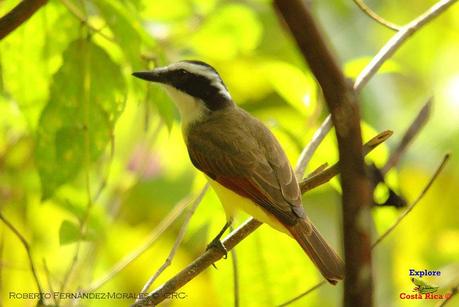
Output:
[{"xmin": 287, "ymin": 218, "xmax": 344, "ymax": 284}]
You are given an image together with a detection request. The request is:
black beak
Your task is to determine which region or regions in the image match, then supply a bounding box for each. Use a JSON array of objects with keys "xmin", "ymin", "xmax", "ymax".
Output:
[{"xmin": 131, "ymin": 70, "xmax": 164, "ymax": 83}]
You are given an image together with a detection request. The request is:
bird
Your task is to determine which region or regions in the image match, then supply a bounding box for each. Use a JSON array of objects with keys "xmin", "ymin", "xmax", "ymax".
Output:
[{"xmin": 132, "ymin": 60, "xmax": 344, "ymax": 284}]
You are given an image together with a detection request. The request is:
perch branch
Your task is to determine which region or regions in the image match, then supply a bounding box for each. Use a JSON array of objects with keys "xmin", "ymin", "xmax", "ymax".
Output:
[
  {"xmin": 352, "ymin": 0, "xmax": 400, "ymax": 31},
  {"xmin": 132, "ymin": 218, "xmax": 263, "ymax": 306},
  {"xmin": 0, "ymin": 0, "xmax": 48, "ymax": 40}
]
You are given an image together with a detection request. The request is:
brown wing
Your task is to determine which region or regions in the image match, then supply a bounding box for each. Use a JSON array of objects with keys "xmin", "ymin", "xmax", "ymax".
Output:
[{"xmin": 186, "ymin": 108, "xmax": 304, "ymax": 226}]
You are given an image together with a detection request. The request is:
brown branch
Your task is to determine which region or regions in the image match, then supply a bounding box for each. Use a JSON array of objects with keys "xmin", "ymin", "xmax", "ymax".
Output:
[
  {"xmin": 437, "ymin": 284, "xmax": 459, "ymax": 307},
  {"xmin": 382, "ymin": 98, "xmax": 432, "ymax": 174},
  {"xmin": 132, "ymin": 218, "xmax": 263, "ymax": 306},
  {"xmin": 354, "ymin": 0, "xmax": 458, "ymax": 92},
  {"xmin": 0, "ymin": 0, "xmax": 48, "ymax": 40},
  {"xmin": 0, "ymin": 213, "xmax": 44, "ymax": 303},
  {"xmin": 371, "ymin": 153, "xmax": 450, "ymax": 248},
  {"xmin": 273, "ymin": 1, "xmax": 373, "ymax": 306},
  {"xmin": 352, "ymin": 0, "xmax": 400, "ymax": 31}
]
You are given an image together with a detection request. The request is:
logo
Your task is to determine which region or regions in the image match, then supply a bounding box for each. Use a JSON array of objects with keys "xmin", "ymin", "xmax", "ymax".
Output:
[
  {"xmin": 399, "ymin": 269, "xmax": 453, "ymax": 300},
  {"xmin": 411, "ymin": 277, "xmax": 438, "ymax": 294}
]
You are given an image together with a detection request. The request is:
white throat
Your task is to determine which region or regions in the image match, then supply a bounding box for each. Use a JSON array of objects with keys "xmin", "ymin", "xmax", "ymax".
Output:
[{"xmin": 163, "ymin": 85, "xmax": 208, "ymax": 130}]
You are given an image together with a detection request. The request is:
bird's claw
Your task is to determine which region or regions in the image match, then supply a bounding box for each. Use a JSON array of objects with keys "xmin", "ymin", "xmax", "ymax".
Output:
[{"xmin": 206, "ymin": 238, "xmax": 228, "ymax": 259}]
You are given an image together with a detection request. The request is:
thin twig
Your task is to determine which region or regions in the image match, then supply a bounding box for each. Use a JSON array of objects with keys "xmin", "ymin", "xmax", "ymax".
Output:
[
  {"xmin": 0, "ymin": 229, "xmax": 3, "ymax": 295},
  {"xmin": 277, "ymin": 280, "xmax": 326, "ymax": 307},
  {"xmin": 43, "ymin": 259, "xmax": 58, "ymax": 306},
  {"xmin": 371, "ymin": 153, "xmax": 450, "ymax": 248},
  {"xmin": 352, "ymin": 0, "xmax": 400, "ymax": 31},
  {"xmin": 299, "ymin": 130, "xmax": 393, "ymax": 193},
  {"xmin": 306, "ymin": 163, "xmax": 329, "ymax": 178},
  {"xmin": 382, "ymin": 98, "xmax": 432, "ymax": 174},
  {"xmin": 437, "ymin": 284, "xmax": 459, "ymax": 307},
  {"xmin": 0, "ymin": 0, "xmax": 48, "ymax": 40},
  {"xmin": 84, "ymin": 191, "xmax": 200, "ymax": 293},
  {"xmin": 354, "ymin": 0, "xmax": 458, "ymax": 92},
  {"xmin": 136, "ymin": 185, "xmax": 208, "ymax": 301},
  {"xmin": 295, "ymin": 116, "xmax": 333, "ymax": 179},
  {"xmin": 229, "ymin": 224, "xmax": 240, "ymax": 307},
  {"xmin": 0, "ymin": 213, "xmax": 44, "ymax": 303},
  {"xmin": 59, "ymin": 0, "xmax": 115, "ymax": 42}
]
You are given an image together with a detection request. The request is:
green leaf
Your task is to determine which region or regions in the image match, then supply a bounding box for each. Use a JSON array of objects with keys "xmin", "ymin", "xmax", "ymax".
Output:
[
  {"xmin": 36, "ymin": 39, "xmax": 126, "ymax": 199},
  {"xmin": 95, "ymin": 0, "xmax": 153, "ymax": 68},
  {"xmin": 59, "ymin": 220, "xmax": 81, "ymax": 245},
  {"xmin": 59, "ymin": 219, "xmax": 97, "ymax": 245}
]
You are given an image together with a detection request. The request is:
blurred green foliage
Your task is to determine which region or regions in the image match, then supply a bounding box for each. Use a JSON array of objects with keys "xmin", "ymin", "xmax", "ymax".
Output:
[{"xmin": 0, "ymin": 0, "xmax": 458, "ymax": 306}]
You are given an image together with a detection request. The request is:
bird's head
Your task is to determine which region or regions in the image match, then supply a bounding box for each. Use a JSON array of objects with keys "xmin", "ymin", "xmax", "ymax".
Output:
[{"xmin": 132, "ymin": 61, "xmax": 233, "ymax": 114}]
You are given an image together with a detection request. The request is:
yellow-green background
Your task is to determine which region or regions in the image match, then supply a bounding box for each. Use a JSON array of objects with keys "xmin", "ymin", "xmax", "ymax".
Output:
[{"xmin": 1, "ymin": 0, "xmax": 458, "ymax": 306}]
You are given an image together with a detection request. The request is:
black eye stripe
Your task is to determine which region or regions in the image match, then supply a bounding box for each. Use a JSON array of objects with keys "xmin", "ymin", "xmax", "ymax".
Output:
[{"xmin": 165, "ymin": 63, "xmax": 232, "ymax": 110}]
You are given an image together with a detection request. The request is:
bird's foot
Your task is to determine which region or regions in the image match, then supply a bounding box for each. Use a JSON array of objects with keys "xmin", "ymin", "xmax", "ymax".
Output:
[
  {"xmin": 206, "ymin": 238, "xmax": 228, "ymax": 269},
  {"xmin": 206, "ymin": 237, "xmax": 228, "ymax": 259}
]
